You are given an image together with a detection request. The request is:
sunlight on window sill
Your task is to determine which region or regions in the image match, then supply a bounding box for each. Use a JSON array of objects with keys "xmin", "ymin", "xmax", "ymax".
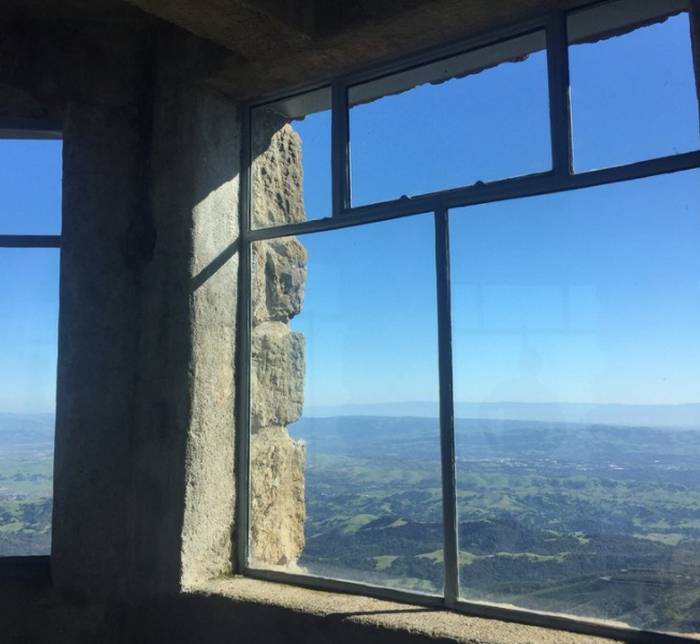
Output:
[{"xmin": 192, "ymin": 576, "xmax": 624, "ymax": 644}]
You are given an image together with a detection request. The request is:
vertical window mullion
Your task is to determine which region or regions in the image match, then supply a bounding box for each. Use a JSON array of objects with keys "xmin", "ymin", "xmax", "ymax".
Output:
[
  {"xmin": 546, "ymin": 11, "xmax": 573, "ymax": 176},
  {"xmin": 236, "ymin": 104, "xmax": 253, "ymax": 573},
  {"xmin": 331, "ymin": 80, "xmax": 351, "ymax": 215},
  {"xmin": 689, "ymin": 0, "xmax": 700, "ymax": 122},
  {"xmin": 434, "ymin": 207, "xmax": 459, "ymax": 606}
]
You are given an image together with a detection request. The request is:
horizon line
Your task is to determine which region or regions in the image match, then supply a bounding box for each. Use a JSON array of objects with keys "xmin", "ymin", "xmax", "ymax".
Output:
[{"xmin": 305, "ymin": 400, "xmax": 700, "ymax": 408}]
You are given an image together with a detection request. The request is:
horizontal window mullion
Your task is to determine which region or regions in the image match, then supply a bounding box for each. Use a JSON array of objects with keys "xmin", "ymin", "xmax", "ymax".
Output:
[
  {"xmin": 0, "ymin": 122, "xmax": 62, "ymax": 140},
  {"xmin": 244, "ymin": 149, "xmax": 700, "ymax": 240},
  {"xmin": 0, "ymin": 235, "xmax": 61, "ymax": 248}
]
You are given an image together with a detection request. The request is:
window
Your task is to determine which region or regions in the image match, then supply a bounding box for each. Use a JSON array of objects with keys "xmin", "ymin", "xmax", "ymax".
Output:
[
  {"xmin": 0, "ymin": 138, "xmax": 62, "ymax": 557},
  {"xmin": 249, "ymin": 216, "xmax": 442, "ymax": 592},
  {"xmin": 451, "ymin": 169, "xmax": 700, "ymax": 629},
  {"xmin": 252, "ymin": 88, "xmax": 332, "ymax": 229},
  {"xmin": 349, "ymin": 31, "xmax": 551, "ymax": 206},
  {"xmin": 568, "ymin": 0, "xmax": 700, "ymax": 171},
  {"xmin": 239, "ymin": 0, "xmax": 700, "ymax": 639}
]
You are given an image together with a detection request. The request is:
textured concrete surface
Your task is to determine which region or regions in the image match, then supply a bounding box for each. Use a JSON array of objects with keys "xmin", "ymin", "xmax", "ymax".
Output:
[
  {"xmin": 198, "ymin": 577, "xmax": 624, "ymax": 644},
  {"xmin": 51, "ymin": 25, "xmax": 148, "ymax": 603},
  {"xmin": 124, "ymin": 0, "xmax": 581, "ymax": 100},
  {"xmin": 132, "ymin": 27, "xmax": 241, "ymax": 594}
]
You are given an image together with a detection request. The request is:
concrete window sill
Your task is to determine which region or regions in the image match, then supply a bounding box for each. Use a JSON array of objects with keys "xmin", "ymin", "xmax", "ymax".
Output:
[{"xmin": 194, "ymin": 576, "xmax": 621, "ymax": 644}]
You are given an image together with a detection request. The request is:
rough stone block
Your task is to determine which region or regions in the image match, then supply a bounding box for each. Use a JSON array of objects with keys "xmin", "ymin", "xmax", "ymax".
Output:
[
  {"xmin": 252, "ymin": 237, "xmax": 307, "ymax": 325},
  {"xmin": 252, "ymin": 112, "xmax": 306, "ymax": 228},
  {"xmin": 251, "ymin": 322, "xmax": 305, "ymax": 432},
  {"xmin": 249, "ymin": 427, "xmax": 305, "ymax": 567}
]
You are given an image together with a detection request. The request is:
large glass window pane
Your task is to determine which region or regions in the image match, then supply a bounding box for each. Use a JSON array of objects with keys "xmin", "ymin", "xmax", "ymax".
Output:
[
  {"xmin": 568, "ymin": 0, "xmax": 700, "ymax": 172},
  {"xmin": 0, "ymin": 140, "xmax": 62, "ymax": 235},
  {"xmin": 451, "ymin": 170, "xmax": 700, "ymax": 634},
  {"xmin": 249, "ymin": 215, "xmax": 443, "ymax": 593},
  {"xmin": 0, "ymin": 248, "xmax": 59, "ymax": 556},
  {"xmin": 252, "ymin": 88, "xmax": 332, "ymax": 229},
  {"xmin": 349, "ymin": 31, "xmax": 551, "ymax": 207}
]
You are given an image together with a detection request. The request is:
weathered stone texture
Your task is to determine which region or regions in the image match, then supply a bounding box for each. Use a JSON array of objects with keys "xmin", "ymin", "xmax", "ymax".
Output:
[
  {"xmin": 250, "ymin": 428, "xmax": 306, "ymax": 566},
  {"xmin": 250, "ymin": 110, "xmax": 308, "ymax": 567},
  {"xmin": 251, "ymin": 322, "xmax": 305, "ymax": 432},
  {"xmin": 252, "ymin": 238, "xmax": 307, "ymax": 325},
  {"xmin": 252, "ymin": 109, "xmax": 306, "ymax": 229}
]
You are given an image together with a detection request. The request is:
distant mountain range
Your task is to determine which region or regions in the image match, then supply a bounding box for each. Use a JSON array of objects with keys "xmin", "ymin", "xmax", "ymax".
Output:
[
  {"xmin": 3, "ymin": 402, "xmax": 700, "ymax": 436},
  {"xmin": 304, "ymin": 401, "xmax": 700, "ymax": 428},
  {"xmin": 0, "ymin": 413, "xmax": 55, "ymax": 447}
]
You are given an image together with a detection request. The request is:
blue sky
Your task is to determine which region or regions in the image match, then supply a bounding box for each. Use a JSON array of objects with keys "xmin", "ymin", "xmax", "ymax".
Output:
[
  {"xmin": 290, "ymin": 12, "xmax": 700, "ymax": 409},
  {"xmin": 1, "ymin": 140, "xmax": 61, "ymax": 413},
  {"xmin": 2, "ymin": 12, "xmax": 700, "ymax": 414}
]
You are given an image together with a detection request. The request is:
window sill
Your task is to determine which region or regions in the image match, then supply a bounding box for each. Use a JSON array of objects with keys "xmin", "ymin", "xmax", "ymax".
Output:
[
  {"xmin": 0, "ymin": 555, "xmax": 50, "ymax": 581},
  {"xmin": 192, "ymin": 576, "xmax": 622, "ymax": 644}
]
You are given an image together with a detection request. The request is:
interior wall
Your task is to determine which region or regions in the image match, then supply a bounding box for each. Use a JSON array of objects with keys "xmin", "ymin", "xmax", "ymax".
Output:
[{"xmin": 1, "ymin": 13, "xmax": 241, "ymax": 643}]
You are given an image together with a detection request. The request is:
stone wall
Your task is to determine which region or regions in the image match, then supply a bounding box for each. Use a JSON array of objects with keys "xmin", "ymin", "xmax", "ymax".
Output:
[
  {"xmin": 2, "ymin": 5, "xmax": 242, "ymax": 606},
  {"xmin": 249, "ymin": 110, "xmax": 308, "ymax": 567}
]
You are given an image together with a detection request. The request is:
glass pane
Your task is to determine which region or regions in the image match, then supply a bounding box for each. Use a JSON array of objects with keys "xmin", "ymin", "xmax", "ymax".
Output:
[
  {"xmin": 569, "ymin": 1, "xmax": 700, "ymax": 171},
  {"xmin": 0, "ymin": 249, "xmax": 59, "ymax": 555},
  {"xmin": 249, "ymin": 215, "xmax": 443, "ymax": 593},
  {"xmin": 349, "ymin": 31, "xmax": 551, "ymax": 207},
  {"xmin": 451, "ymin": 169, "xmax": 700, "ymax": 634},
  {"xmin": 0, "ymin": 140, "xmax": 62, "ymax": 235},
  {"xmin": 252, "ymin": 87, "xmax": 332, "ymax": 229}
]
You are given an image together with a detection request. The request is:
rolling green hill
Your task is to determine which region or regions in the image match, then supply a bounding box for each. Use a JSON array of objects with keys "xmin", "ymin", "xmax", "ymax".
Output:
[{"xmin": 291, "ymin": 415, "xmax": 700, "ymax": 633}]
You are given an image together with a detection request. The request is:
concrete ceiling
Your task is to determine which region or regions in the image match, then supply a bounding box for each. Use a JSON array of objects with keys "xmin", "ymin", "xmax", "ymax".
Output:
[
  {"xmin": 5, "ymin": 0, "xmax": 579, "ymax": 100},
  {"xmin": 3, "ymin": 0, "xmax": 145, "ymax": 23},
  {"xmin": 122, "ymin": 0, "xmax": 574, "ymax": 99}
]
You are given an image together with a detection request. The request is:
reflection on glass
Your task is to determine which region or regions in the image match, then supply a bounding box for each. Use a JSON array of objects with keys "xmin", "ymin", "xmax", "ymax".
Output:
[
  {"xmin": 249, "ymin": 215, "xmax": 443, "ymax": 593},
  {"xmin": 349, "ymin": 31, "xmax": 551, "ymax": 206},
  {"xmin": 568, "ymin": 1, "xmax": 700, "ymax": 171},
  {"xmin": 0, "ymin": 249, "xmax": 59, "ymax": 555},
  {"xmin": 451, "ymin": 170, "xmax": 700, "ymax": 633},
  {"xmin": 0, "ymin": 140, "xmax": 62, "ymax": 235},
  {"xmin": 251, "ymin": 87, "xmax": 332, "ymax": 229}
]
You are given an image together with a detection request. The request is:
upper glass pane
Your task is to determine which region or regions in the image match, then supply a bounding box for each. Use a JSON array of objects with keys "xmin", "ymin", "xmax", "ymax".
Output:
[
  {"xmin": 249, "ymin": 215, "xmax": 443, "ymax": 593},
  {"xmin": 450, "ymin": 169, "xmax": 700, "ymax": 634},
  {"xmin": 348, "ymin": 31, "xmax": 551, "ymax": 207},
  {"xmin": 0, "ymin": 140, "xmax": 62, "ymax": 235},
  {"xmin": 251, "ymin": 87, "xmax": 332, "ymax": 230},
  {"xmin": 568, "ymin": 0, "xmax": 700, "ymax": 172},
  {"xmin": 0, "ymin": 248, "xmax": 59, "ymax": 556}
]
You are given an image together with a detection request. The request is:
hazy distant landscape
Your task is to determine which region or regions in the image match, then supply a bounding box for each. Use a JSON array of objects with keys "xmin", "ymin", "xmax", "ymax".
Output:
[
  {"xmin": 290, "ymin": 406, "xmax": 700, "ymax": 634},
  {"xmin": 3, "ymin": 406, "xmax": 700, "ymax": 633},
  {"xmin": 0, "ymin": 413, "xmax": 53, "ymax": 556}
]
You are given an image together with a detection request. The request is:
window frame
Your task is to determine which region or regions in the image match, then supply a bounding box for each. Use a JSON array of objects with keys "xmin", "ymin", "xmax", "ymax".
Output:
[
  {"xmin": 236, "ymin": 1, "xmax": 700, "ymax": 641},
  {"xmin": 0, "ymin": 126, "xmax": 62, "ymax": 567}
]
